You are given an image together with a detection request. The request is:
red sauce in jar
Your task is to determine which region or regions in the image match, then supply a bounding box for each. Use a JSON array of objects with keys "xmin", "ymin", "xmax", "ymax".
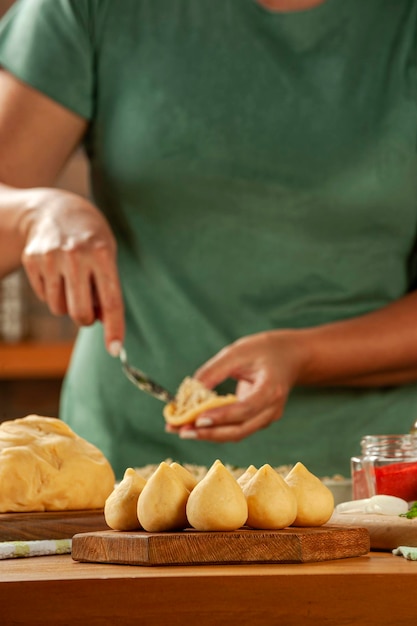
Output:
[
  {"xmin": 351, "ymin": 435, "xmax": 417, "ymax": 501},
  {"xmin": 352, "ymin": 463, "xmax": 417, "ymax": 501}
]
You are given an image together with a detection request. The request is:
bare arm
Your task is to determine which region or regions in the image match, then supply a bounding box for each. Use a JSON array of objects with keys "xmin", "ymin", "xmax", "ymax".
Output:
[
  {"xmin": 170, "ymin": 282, "xmax": 417, "ymax": 442},
  {"xmin": 0, "ymin": 70, "xmax": 86, "ymax": 274},
  {"xmin": 197, "ymin": 291, "xmax": 417, "ymax": 391},
  {"xmin": 0, "ymin": 70, "xmax": 124, "ymax": 352},
  {"xmin": 297, "ymin": 290, "xmax": 417, "ymax": 387}
]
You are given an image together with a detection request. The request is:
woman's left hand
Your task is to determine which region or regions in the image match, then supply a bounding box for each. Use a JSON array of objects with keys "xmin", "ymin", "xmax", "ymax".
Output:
[{"xmin": 165, "ymin": 330, "xmax": 309, "ymax": 442}]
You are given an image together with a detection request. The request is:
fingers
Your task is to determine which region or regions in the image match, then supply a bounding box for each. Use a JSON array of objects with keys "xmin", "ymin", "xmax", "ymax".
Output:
[
  {"xmin": 23, "ymin": 252, "xmax": 68, "ymax": 315},
  {"xmin": 92, "ymin": 250, "xmax": 125, "ymax": 354},
  {"xmin": 176, "ymin": 332, "xmax": 298, "ymax": 443},
  {"xmin": 23, "ymin": 241, "xmax": 125, "ymax": 355},
  {"xmin": 196, "ymin": 359, "xmax": 287, "ymax": 426},
  {"xmin": 169, "ymin": 404, "xmax": 283, "ymax": 443},
  {"xmin": 166, "ymin": 380, "xmax": 287, "ymax": 442},
  {"xmin": 194, "ymin": 342, "xmax": 245, "ymax": 389},
  {"xmin": 20, "ymin": 191, "xmax": 125, "ymax": 355},
  {"xmin": 24, "ymin": 265, "xmax": 46, "ymax": 303},
  {"xmin": 45, "ymin": 274, "xmax": 68, "ymax": 316}
]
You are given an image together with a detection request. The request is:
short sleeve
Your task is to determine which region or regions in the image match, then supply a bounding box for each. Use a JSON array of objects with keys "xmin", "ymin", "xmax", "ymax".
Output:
[{"xmin": 0, "ymin": 0, "xmax": 94, "ymax": 119}]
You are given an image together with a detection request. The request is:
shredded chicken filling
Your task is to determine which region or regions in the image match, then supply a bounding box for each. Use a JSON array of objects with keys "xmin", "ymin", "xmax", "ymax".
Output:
[{"xmin": 173, "ymin": 377, "xmax": 218, "ymax": 416}]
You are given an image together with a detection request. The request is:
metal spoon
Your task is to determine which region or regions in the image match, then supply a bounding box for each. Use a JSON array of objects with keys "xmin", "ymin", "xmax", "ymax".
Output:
[{"xmin": 119, "ymin": 347, "xmax": 175, "ymax": 403}]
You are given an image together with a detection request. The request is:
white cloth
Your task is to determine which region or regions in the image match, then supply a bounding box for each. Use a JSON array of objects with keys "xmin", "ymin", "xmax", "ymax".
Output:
[
  {"xmin": 0, "ymin": 538, "xmax": 72, "ymax": 559},
  {"xmin": 392, "ymin": 546, "xmax": 417, "ymax": 561}
]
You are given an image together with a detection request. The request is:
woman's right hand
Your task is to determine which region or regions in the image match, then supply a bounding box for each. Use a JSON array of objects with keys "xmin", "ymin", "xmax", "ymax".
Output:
[
  {"xmin": 0, "ymin": 70, "xmax": 123, "ymax": 355},
  {"xmin": 21, "ymin": 187, "xmax": 124, "ymax": 355}
]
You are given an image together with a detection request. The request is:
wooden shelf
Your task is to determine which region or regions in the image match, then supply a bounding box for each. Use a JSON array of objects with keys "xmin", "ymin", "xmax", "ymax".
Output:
[{"xmin": 0, "ymin": 341, "xmax": 74, "ymax": 379}]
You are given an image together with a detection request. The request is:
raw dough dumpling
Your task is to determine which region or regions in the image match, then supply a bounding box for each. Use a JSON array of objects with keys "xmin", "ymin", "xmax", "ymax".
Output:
[
  {"xmin": 104, "ymin": 468, "xmax": 146, "ymax": 531},
  {"xmin": 163, "ymin": 377, "xmax": 236, "ymax": 426},
  {"xmin": 242, "ymin": 464, "xmax": 298, "ymax": 530},
  {"xmin": 236, "ymin": 465, "xmax": 258, "ymax": 489},
  {"xmin": 0, "ymin": 415, "xmax": 115, "ymax": 512},
  {"xmin": 285, "ymin": 462, "xmax": 334, "ymax": 526},
  {"xmin": 186, "ymin": 459, "xmax": 248, "ymax": 531},
  {"xmin": 137, "ymin": 461, "xmax": 190, "ymax": 532},
  {"xmin": 170, "ymin": 462, "xmax": 198, "ymax": 492}
]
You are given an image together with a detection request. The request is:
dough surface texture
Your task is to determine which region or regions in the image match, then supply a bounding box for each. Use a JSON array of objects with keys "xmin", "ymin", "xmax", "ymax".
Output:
[{"xmin": 0, "ymin": 415, "xmax": 115, "ymax": 512}]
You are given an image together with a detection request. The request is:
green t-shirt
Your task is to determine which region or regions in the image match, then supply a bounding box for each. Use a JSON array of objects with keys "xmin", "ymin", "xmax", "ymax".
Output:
[{"xmin": 1, "ymin": 0, "xmax": 417, "ymax": 479}]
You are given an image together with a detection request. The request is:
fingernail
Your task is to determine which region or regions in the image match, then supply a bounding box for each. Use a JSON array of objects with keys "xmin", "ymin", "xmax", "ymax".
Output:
[
  {"xmin": 195, "ymin": 417, "xmax": 213, "ymax": 428},
  {"xmin": 179, "ymin": 430, "xmax": 198, "ymax": 439},
  {"xmin": 108, "ymin": 340, "xmax": 122, "ymax": 357}
]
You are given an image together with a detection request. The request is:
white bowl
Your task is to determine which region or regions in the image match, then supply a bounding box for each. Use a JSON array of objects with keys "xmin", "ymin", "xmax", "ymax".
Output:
[{"xmin": 323, "ymin": 479, "xmax": 353, "ymax": 506}]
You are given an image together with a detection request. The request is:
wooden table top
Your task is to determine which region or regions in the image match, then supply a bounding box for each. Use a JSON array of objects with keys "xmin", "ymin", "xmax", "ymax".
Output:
[{"xmin": 1, "ymin": 551, "xmax": 417, "ymax": 625}]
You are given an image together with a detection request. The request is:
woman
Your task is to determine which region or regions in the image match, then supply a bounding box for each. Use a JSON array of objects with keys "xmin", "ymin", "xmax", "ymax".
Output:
[{"xmin": 0, "ymin": 0, "xmax": 416, "ymax": 479}]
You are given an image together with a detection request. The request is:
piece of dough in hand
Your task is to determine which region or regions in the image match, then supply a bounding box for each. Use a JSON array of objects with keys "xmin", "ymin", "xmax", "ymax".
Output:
[
  {"xmin": 163, "ymin": 377, "xmax": 236, "ymax": 426},
  {"xmin": 0, "ymin": 415, "xmax": 115, "ymax": 512}
]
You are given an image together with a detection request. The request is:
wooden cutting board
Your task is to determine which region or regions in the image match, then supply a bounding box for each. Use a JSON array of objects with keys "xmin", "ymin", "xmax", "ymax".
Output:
[
  {"xmin": 0, "ymin": 510, "xmax": 109, "ymax": 541},
  {"xmin": 328, "ymin": 512, "xmax": 417, "ymax": 551},
  {"xmin": 71, "ymin": 525, "xmax": 370, "ymax": 566}
]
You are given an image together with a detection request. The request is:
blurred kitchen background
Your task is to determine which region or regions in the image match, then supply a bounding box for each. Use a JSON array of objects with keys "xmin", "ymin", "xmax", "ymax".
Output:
[{"xmin": 0, "ymin": 0, "xmax": 91, "ymax": 422}]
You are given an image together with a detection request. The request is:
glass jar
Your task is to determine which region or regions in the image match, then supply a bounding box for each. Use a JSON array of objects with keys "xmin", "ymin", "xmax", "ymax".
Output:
[
  {"xmin": 351, "ymin": 434, "xmax": 417, "ymax": 502},
  {"xmin": 0, "ymin": 270, "xmax": 27, "ymax": 342}
]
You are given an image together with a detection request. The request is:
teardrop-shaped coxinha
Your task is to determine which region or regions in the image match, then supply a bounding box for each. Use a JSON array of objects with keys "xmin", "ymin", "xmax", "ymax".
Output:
[
  {"xmin": 242, "ymin": 464, "xmax": 298, "ymax": 530},
  {"xmin": 104, "ymin": 462, "xmax": 197, "ymax": 531},
  {"xmin": 284, "ymin": 462, "xmax": 334, "ymax": 526},
  {"xmin": 137, "ymin": 462, "xmax": 190, "ymax": 532},
  {"xmin": 186, "ymin": 460, "xmax": 248, "ymax": 531},
  {"xmin": 104, "ymin": 460, "xmax": 334, "ymax": 532},
  {"xmin": 104, "ymin": 467, "xmax": 146, "ymax": 531}
]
